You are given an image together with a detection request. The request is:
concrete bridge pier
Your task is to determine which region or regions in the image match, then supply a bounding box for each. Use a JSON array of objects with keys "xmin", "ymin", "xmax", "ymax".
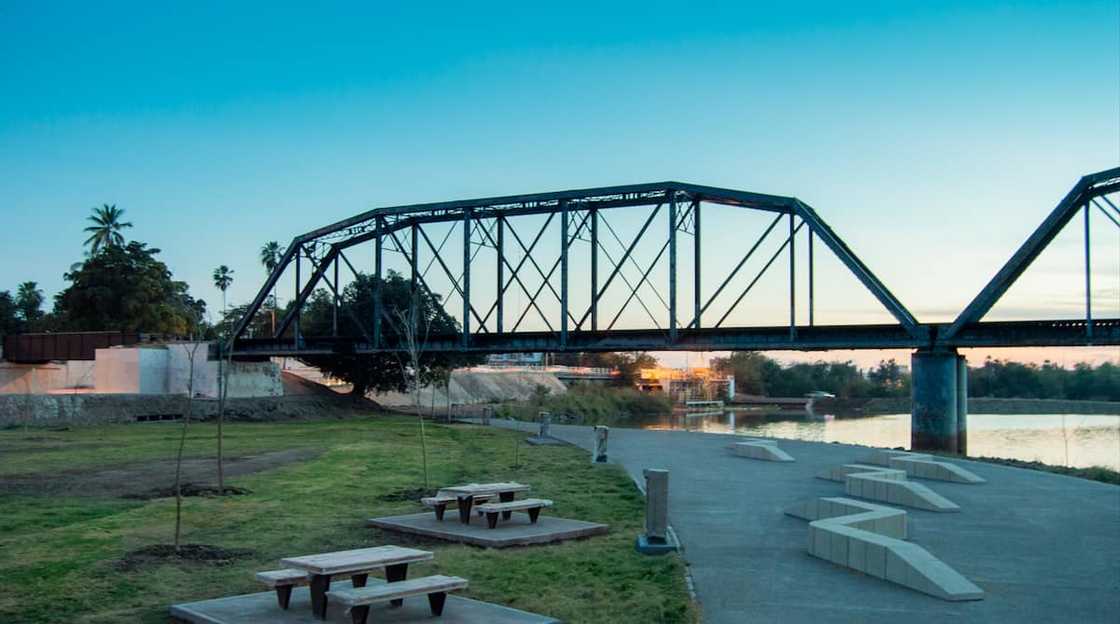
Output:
[{"xmin": 911, "ymin": 349, "xmax": 967, "ymax": 453}]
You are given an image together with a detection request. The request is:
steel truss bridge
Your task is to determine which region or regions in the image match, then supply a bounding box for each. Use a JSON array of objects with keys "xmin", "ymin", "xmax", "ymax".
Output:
[{"xmin": 231, "ymin": 168, "xmax": 1120, "ymax": 356}]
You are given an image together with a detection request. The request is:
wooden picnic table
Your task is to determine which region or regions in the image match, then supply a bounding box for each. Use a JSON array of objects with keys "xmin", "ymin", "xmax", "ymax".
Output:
[
  {"xmin": 439, "ymin": 482, "xmax": 531, "ymax": 524},
  {"xmin": 280, "ymin": 545, "xmax": 433, "ymax": 619}
]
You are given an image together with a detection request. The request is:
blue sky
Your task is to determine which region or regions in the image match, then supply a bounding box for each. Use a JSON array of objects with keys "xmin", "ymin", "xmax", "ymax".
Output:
[{"xmin": 1, "ymin": 1, "xmax": 1117, "ymax": 365}]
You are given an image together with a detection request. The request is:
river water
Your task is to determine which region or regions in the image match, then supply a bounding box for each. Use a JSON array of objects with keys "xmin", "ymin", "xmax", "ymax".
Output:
[{"xmin": 641, "ymin": 410, "xmax": 1120, "ymax": 470}]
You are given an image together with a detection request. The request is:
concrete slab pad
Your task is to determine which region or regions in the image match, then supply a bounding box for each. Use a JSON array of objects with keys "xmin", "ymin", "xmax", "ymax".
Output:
[
  {"xmin": 368, "ymin": 512, "xmax": 608, "ymax": 548},
  {"xmin": 170, "ymin": 585, "xmax": 559, "ymax": 623},
  {"xmin": 524, "ymin": 435, "xmax": 566, "ymax": 446}
]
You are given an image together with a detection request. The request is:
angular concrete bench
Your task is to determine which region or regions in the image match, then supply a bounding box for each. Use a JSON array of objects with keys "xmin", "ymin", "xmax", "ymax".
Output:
[
  {"xmin": 327, "ymin": 575, "xmax": 468, "ymax": 624},
  {"xmin": 816, "ymin": 463, "xmax": 906, "ymax": 483},
  {"xmin": 864, "ymin": 449, "xmax": 985, "ymax": 484},
  {"xmin": 818, "ymin": 463, "xmax": 960, "ymax": 512},
  {"xmin": 476, "ymin": 498, "xmax": 553, "ymax": 529},
  {"xmin": 421, "ymin": 492, "xmax": 493, "ymax": 521},
  {"xmin": 785, "ymin": 497, "xmax": 983, "ymax": 601},
  {"xmin": 727, "ymin": 438, "xmax": 795, "ymax": 462},
  {"xmin": 255, "ymin": 568, "xmax": 309, "ymax": 609}
]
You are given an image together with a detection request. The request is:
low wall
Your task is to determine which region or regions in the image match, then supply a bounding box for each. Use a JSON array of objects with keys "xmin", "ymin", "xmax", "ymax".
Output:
[{"xmin": 0, "ymin": 393, "xmax": 358, "ymax": 427}]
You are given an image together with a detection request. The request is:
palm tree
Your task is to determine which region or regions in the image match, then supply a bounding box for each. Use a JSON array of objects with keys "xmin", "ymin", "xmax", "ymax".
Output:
[
  {"xmin": 16, "ymin": 281, "xmax": 43, "ymax": 322},
  {"xmin": 212, "ymin": 265, "xmax": 234, "ymax": 318},
  {"xmin": 83, "ymin": 204, "xmax": 133, "ymax": 254},
  {"xmin": 260, "ymin": 241, "xmax": 282, "ymax": 333}
]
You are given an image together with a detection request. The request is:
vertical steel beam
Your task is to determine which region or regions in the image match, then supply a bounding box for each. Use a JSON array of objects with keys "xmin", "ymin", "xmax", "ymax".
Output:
[
  {"xmin": 808, "ymin": 228, "xmax": 815, "ymax": 326},
  {"xmin": 496, "ymin": 217, "xmax": 504, "ymax": 334},
  {"xmin": 294, "ymin": 248, "xmax": 301, "ymax": 349},
  {"xmin": 693, "ymin": 200, "xmax": 701, "ymax": 330},
  {"xmin": 560, "ymin": 200, "xmax": 569, "ymax": 347},
  {"xmin": 410, "ymin": 223, "xmax": 418, "ymax": 335},
  {"xmin": 463, "ymin": 209, "xmax": 471, "ymax": 347},
  {"xmin": 669, "ymin": 195, "xmax": 678, "ymax": 341},
  {"xmin": 373, "ymin": 219, "xmax": 382, "ymax": 347},
  {"xmin": 332, "ymin": 254, "xmax": 339, "ymax": 337},
  {"xmin": 1084, "ymin": 203, "xmax": 1092, "ymax": 338},
  {"xmin": 788, "ymin": 210, "xmax": 796, "ymax": 340},
  {"xmin": 590, "ymin": 208, "xmax": 599, "ymax": 331}
]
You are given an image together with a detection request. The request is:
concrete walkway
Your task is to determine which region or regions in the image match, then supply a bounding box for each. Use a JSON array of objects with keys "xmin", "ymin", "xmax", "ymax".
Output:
[{"xmin": 494, "ymin": 419, "xmax": 1120, "ymax": 623}]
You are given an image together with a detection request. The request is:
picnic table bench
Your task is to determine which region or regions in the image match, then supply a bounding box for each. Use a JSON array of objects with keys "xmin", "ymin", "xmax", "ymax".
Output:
[
  {"xmin": 476, "ymin": 498, "xmax": 553, "ymax": 528},
  {"xmin": 436, "ymin": 482, "xmax": 531, "ymax": 524},
  {"xmin": 421, "ymin": 492, "xmax": 495, "ymax": 521},
  {"xmin": 328, "ymin": 575, "xmax": 468, "ymax": 624},
  {"xmin": 277, "ymin": 545, "xmax": 434, "ymax": 619}
]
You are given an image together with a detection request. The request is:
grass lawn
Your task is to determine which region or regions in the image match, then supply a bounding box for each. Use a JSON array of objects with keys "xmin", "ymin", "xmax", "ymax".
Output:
[{"xmin": 0, "ymin": 412, "xmax": 695, "ymax": 624}]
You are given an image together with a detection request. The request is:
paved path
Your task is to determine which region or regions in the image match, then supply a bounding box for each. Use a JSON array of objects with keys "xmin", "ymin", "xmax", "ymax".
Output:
[{"xmin": 495, "ymin": 419, "xmax": 1120, "ymax": 623}]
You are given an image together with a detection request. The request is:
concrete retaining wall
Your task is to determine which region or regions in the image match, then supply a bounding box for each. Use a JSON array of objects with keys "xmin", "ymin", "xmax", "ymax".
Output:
[
  {"xmin": 0, "ymin": 393, "xmax": 351, "ymax": 427},
  {"xmin": 0, "ymin": 360, "xmax": 96, "ymax": 393},
  {"xmin": 375, "ymin": 368, "xmax": 566, "ymax": 407}
]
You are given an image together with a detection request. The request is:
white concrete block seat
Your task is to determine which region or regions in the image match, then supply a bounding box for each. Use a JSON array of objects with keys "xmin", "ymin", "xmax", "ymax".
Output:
[
  {"xmin": 864, "ymin": 449, "xmax": 986, "ymax": 484},
  {"xmin": 817, "ymin": 463, "xmax": 960, "ymax": 512},
  {"xmin": 476, "ymin": 498, "xmax": 554, "ymax": 529},
  {"xmin": 786, "ymin": 497, "xmax": 983, "ymax": 601},
  {"xmin": 328, "ymin": 575, "xmax": 469, "ymax": 624},
  {"xmin": 727, "ymin": 438, "xmax": 795, "ymax": 462},
  {"xmin": 255, "ymin": 568, "xmax": 309, "ymax": 609}
]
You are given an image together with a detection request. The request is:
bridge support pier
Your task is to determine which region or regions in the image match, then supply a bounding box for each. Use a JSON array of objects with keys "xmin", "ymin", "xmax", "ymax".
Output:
[{"xmin": 911, "ymin": 349, "xmax": 967, "ymax": 453}]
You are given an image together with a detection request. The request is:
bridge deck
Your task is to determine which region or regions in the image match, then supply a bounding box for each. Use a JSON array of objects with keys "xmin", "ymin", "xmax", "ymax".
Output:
[{"xmin": 232, "ymin": 318, "xmax": 1119, "ymax": 356}]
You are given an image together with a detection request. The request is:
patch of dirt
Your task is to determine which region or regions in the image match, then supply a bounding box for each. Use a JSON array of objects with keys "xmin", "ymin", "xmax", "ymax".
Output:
[
  {"xmin": 123, "ymin": 483, "xmax": 252, "ymax": 500},
  {"xmin": 0, "ymin": 448, "xmax": 322, "ymax": 498},
  {"xmin": 115, "ymin": 544, "xmax": 253, "ymax": 571},
  {"xmin": 376, "ymin": 486, "xmax": 437, "ymax": 502}
]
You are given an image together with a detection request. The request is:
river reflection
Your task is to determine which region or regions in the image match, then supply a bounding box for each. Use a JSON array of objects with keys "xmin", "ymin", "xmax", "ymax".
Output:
[{"xmin": 641, "ymin": 410, "xmax": 1120, "ymax": 470}]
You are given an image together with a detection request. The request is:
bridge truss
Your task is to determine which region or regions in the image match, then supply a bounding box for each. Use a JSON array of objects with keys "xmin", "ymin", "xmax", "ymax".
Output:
[{"xmin": 230, "ymin": 169, "xmax": 1120, "ymax": 356}]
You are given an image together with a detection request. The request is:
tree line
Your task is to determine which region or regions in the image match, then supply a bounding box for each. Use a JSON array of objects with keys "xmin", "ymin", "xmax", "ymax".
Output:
[{"xmin": 712, "ymin": 352, "xmax": 1119, "ymax": 402}]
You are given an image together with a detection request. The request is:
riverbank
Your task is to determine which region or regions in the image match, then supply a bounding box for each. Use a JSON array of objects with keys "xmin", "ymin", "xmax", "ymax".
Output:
[{"xmin": 817, "ymin": 396, "xmax": 1120, "ymax": 415}]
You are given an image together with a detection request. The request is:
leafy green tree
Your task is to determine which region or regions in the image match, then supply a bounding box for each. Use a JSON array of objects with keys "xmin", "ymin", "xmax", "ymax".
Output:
[
  {"xmin": 212, "ymin": 265, "xmax": 234, "ymax": 317},
  {"xmin": 866, "ymin": 359, "xmax": 909, "ymax": 398},
  {"xmin": 15, "ymin": 281, "xmax": 44, "ymax": 323},
  {"xmin": 298, "ymin": 270, "xmax": 484, "ymax": 397},
  {"xmin": 55, "ymin": 242, "xmax": 205, "ymax": 334},
  {"xmin": 83, "ymin": 204, "xmax": 133, "ymax": 253},
  {"xmin": 0, "ymin": 291, "xmax": 21, "ymax": 338},
  {"xmin": 711, "ymin": 351, "xmax": 781, "ymax": 395}
]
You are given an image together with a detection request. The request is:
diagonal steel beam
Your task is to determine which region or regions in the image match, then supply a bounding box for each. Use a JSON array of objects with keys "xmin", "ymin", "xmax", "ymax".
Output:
[
  {"xmin": 687, "ymin": 213, "xmax": 783, "ymax": 329},
  {"xmin": 794, "ymin": 200, "xmax": 924, "ymax": 339},
  {"xmin": 507, "ymin": 211, "xmax": 593, "ymax": 333},
  {"xmin": 275, "ymin": 244, "xmax": 336, "ymax": 339},
  {"xmin": 576, "ymin": 203, "xmax": 663, "ymax": 330},
  {"xmin": 417, "ymin": 224, "xmax": 490, "ymax": 333},
  {"xmin": 504, "ymin": 212, "xmax": 572, "ymax": 313},
  {"xmin": 229, "ymin": 241, "xmax": 299, "ymax": 347},
  {"xmin": 1094, "ymin": 199, "xmax": 1120, "ymax": 228},
  {"xmin": 477, "ymin": 214, "xmax": 558, "ymax": 331},
  {"xmin": 715, "ymin": 222, "xmax": 805, "ymax": 328},
  {"xmin": 942, "ymin": 173, "xmax": 1103, "ymax": 341},
  {"xmin": 605, "ymin": 204, "xmax": 692, "ymax": 332},
  {"xmin": 303, "ymin": 248, "xmax": 374, "ymax": 343}
]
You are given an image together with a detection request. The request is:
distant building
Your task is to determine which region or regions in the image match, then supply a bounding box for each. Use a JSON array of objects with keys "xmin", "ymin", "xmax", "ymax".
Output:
[
  {"xmin": 486, "ymin": 352, "xmax": 544, "ymax": 366},
  {"xmin": 637, "ymin": 366, "xmax": 734, "ymax": 403}
]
